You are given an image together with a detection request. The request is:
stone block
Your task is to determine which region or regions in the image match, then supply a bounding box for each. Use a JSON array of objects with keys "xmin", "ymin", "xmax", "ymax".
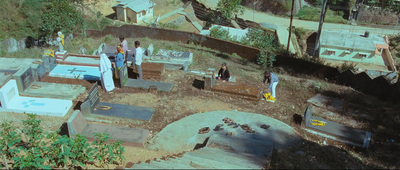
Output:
[
  {"xmin": 119, "ymin": 64, "xmax": 129, "ymax": 87},
  {"xmin": 12, "ymin": 66, "xmax": 34, "ymax": 92},
  {"xmin": 86, "ymin": 83, "xmax": 100, "ymax": 112},
  {"xmin": 67, "ymin": 110, "xmax": 87, "ymax": 138},
  {"xmin": 204, "ymin": 74, "xmax": 214, "ymax": 90}
]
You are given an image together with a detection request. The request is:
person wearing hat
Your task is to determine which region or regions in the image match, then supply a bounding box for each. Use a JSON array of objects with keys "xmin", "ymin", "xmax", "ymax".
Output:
[
  {"xmin": 119, "ymin": 35, "xmax": 128, "ymax": 63},
  {"xmin": 114, "ymin": 45, "xmax": 124, "ymax": 79}
]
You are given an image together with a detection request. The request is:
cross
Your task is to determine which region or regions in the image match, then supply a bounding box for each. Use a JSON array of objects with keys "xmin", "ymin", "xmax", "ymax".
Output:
[
  {"xmin": 67, "ymin": 68, "xmax": 86, "ymax": 74},
  {"xmin": 22, "ymin": 99, "xmax": 45, "ymax": 108}
]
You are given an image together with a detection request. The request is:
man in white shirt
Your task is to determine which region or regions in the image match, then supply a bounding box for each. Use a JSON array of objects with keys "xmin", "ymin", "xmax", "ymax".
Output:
[
  {"xmin": 132, "ymin": 41, "xmax": 143, "ymax": 80},
  {"xmin": 119, "ymin": 35, "xmax": 128, "ymax": 63}
]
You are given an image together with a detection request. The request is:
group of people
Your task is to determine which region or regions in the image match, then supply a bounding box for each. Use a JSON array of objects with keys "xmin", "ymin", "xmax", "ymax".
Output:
[
  {"xmin": 100, "ymin": 36, "xmax": 280, "ymax": 103},
  {"xmin": 215, "ymin": 62, "xmax": 279, "ymax": 102},
  {"xmin": 99, "ymin": 35, "xmax": 145, "ymax": 92}
]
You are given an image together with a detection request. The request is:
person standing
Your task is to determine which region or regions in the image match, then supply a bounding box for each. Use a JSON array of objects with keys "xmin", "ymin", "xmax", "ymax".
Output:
[
  {"xmin": 216, "ymin": 62, "xmax": 230, "ymax": 82},
  {"xmin": 132, "ymin": 41, "xmax": 143, "ymax": 80},
  {"xmin": 99, "ymin": 53, "xmax": 115, "ymax": 92},
  {"xmin": 262, "ymin": 70, "xmax": 279, "ymax": 101},
  {"xmin": 119, "ymin": 35, "xmax": 128, "ymax": 63},
  {"xmin": 114, "ymin": 45, "xmax": 124, "ymax": 79}
]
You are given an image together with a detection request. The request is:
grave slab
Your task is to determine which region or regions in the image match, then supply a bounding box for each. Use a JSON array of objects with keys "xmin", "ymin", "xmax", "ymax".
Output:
[
  {"xmin": 212, "ymin": 84, "xmax": 261, "ymax": 101},
  {"xmin": 49, "ymin": 65, "xmax": 100, "ymax": 80},
  {"xmin": 0, "ymin": 79, "xmax": 72, "ymax": 117},
  {"xmin": 67, "ymin": 110, "xmax": 150, "ymax": 147},
  {"xmin": 13, "ymin": 66, "xmax": 85, "ymax": 100},
  {"xmin": 120, "ymin": 64, "xmax": 173, "ymax": 92},
  {"xmin": 303, "ymin": 106, "xmax": 372, "ymax": 148},
  {"xmin": 307, "ymin": 94, "xmax": 343, "ymax": 112},
  {"xmin": 143, "ymin": 49, "xmax": 193, "ymax": 70},
  {"xmin": 80, "ymin": 83, "xmax": 155, "ymax": 121}
]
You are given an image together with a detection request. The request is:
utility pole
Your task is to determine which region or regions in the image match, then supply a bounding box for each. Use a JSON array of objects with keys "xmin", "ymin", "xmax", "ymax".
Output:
[
  {"xmin": 313, "ymin": 0, "xmax": 328, "ymax": 57},
  {"xmin": 287, "ymin": 0, "xmax": 295, "ymax": 53},
  {"xmin": 253, "ymin": 0, "xmax": 258, "ymax": 22}
]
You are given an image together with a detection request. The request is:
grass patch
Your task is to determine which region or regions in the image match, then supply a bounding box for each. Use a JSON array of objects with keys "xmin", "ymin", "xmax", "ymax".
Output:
[{"xmin": 296, "ymin": 6, "xmax": 347, "ymax": 24}]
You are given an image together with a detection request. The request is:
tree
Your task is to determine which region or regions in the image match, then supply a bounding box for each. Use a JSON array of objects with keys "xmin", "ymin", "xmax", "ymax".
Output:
[
  {"xmin": 40, "ymin": 0, "xmax": 84, "ymax": 38},
  {"xmin": 216, "ymin": 0, "xmax": 244, "ymax": 20}
]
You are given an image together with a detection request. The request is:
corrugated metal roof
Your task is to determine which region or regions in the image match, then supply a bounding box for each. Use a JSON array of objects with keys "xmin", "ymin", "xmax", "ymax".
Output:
[{"xmin": 114, "ymin": 0, "xmax": 156, "ymax": 12}]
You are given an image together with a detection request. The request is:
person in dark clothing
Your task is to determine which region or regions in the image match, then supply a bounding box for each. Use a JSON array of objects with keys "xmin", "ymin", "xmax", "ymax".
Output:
[{"xmin": 217, "ymin": 62, "xmax": 230, "ymax": 82}]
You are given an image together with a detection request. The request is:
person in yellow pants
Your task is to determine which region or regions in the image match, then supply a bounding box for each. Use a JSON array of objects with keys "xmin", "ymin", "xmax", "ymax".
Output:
[{"xmin": 114, "ymin": 45, "xmax": 124, "ymax": 79}]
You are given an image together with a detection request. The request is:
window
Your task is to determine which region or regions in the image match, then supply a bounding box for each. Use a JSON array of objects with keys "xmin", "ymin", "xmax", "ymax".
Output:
[
  {"xmin": 327, "ymin": 50, "xmax": 335, "ymax": 55},
  {"xmin": 359, "ymin": 53, "xmax": 367, "ymax": 58}
]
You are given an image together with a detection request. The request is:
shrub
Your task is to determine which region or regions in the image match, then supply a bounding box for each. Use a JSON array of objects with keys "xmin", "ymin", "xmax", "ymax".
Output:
[
  {"xmin": 241, "ymin": 28, "xmax": 279, "ymax": 51},
  {"xmin": 357, "ymin": 6, "xmax": 400, "ymax": 25},
  {"xmin": 257, "ymin": 51, "xmax": 276, "ymax": 68}
]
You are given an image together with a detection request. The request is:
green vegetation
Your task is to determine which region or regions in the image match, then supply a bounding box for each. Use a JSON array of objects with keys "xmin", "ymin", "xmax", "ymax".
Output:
[
  {"xmin": 389, "ymin": 33, "xmax": 400, "ymax": 64},
  {"xmin": 216, "ymin": 0, "xmax": 244, "ymax": 20},
  {"xmin": 0, "ymin": 0, "xmax": 116, "ymax": 41},
  {"xmin": 158, "ymin": 22, "xmax": 180, "ymax": 30},
  {"xmin": 296, "ymin": 6, "xmax": 347, "ymax": 24},
  {"xmin": 0, "ymin": 114, "xmax": 125, "ymax": 169}
]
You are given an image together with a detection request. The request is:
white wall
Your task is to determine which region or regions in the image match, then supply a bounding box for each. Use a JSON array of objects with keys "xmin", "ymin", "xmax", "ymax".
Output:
[{"xmin": 319, "ymin": 46, "xmax": 384, "ymax": 65}]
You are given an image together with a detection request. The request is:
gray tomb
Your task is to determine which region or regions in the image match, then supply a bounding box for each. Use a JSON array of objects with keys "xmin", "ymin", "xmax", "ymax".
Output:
[
  {"xmin": 303, "ymin": 106, "xmax": 372, "ymax": 148},
  {"xmin": 42, "ymin": 54, "xmax": 57, "ymax": 72},
  {"xmin": 13, "ymin": 66, "xmax": 85, "ymax": 100},
  {"xmin": 80, "ymin": 83, "xmax": 155, "ymax": 121},
  {"xmin": 67, "ymin": 110, "xmax": 150, "ymax": 147},
  {"xmin": 119, "ymin": 64, "xmax": 174, "ymax": 92}
]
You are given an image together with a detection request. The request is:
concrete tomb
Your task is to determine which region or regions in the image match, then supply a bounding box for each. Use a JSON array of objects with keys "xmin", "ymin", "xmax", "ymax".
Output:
[
  {"xmin": 303, "ymin": 106, "xmax": 372, "ymax": 148},
  {"xmin": 49, "ymin": 65, "xmax": 100, "ymax": 80},
  {"xmin": 43, "ymin": 54, "xmax": 57, "ymax": 72},
  {"xmin": 13, "ymin": 66, "xmax": 85, "ymax": 100},
  {"xmin": 80, "ymin": 83, "xmax": 155, "ymax": 121},
  {"xmin": 67, "ymin": 110, "xmax": 150, "ymax": 147},
  {"xmin": 0, "ymin": 79, "xmax": 72, "ymax": 117},
  {"xmin": 119, "ymin": 64, "xmax": 173, "ymax": 92},
  {"xmin": 144, "ymin": 49, "xmax": 193, "ymax": 70},
  {"xmin": 307, "ymin": 94, "xmax": 343, "ymax": 112},
  {"xmin": 103, "ymin": 45, "xmax": 135, "ymax": 62}
]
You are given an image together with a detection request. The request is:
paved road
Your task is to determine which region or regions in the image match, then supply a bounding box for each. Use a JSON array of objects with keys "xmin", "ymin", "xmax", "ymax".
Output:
[{"xmin": 241, "ymin": 7, "xmax": 400, "ymax": 35}]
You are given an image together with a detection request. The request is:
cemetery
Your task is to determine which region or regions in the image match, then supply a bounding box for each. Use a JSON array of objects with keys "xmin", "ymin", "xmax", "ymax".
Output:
[{"xmin": 0, "ymin": 32, "xmax": 398, "ymax": 169}]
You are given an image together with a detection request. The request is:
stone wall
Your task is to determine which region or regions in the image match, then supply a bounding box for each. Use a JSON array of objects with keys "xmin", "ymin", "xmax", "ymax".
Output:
[{"xmin": 86, "ymin": 25, "xmax": 261, "ymax": 61}]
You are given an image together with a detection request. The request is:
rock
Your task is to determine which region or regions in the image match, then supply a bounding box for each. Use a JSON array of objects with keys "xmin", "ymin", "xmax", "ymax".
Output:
[{"xmin": 1, "ymin": 38, "xmax": 18, "ymax": 53}]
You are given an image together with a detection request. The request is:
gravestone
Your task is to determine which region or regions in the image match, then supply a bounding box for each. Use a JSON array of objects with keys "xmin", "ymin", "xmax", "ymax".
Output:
[
  {"xmin": 49, "ymin": 65, "xmax": 100, "ymax": 80},
  {"xmin": 81, "ymin": 83, "xmax": 155, "ymax": 121},
  {"xmin": 43, "ymin": 55, "xmax": 57, "ymax": 72},
  {"xmin": 13, "ymin": 66, "xmax": 34, "ymax": 92},
  {"xmin": 119, "ymin": 64, "xmax": 173, "ymax": 92},
  {"xmin": 0, "ymin": 79, "xmax": 72, "ymax": 117},
  {"xmin": 98, "ymin": 43, "xmax": 106, "ymax": 54},
  {"xmin": 303, "ymin": 106, "xmax": 372, "ymax": 148},
  {"xmin": 31, "ymin": 63, "xmax": 46, "ymax": 81},
  {"xmin": 67, "ymin": 110, "xmax": 150, "ymax": 147},
  {"xmin": 147, "ymin": 44, "xmax": 154, "ymax": 57},
  {"xmin": 204, "ymin": 72, "xmax": 214, "ymax": 90}
]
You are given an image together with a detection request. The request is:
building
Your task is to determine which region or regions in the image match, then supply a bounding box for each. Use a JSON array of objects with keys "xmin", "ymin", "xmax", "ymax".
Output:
[
  {"xmin": 113, "ymin": 0, "xmax": 156, "ymax": 23},
  {"xmin": 319, "ymin": 30, "xmax": 396, "ymax": 72}
]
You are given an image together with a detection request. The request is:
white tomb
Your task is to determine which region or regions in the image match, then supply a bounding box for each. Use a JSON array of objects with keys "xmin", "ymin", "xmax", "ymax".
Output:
[{"xmin": 0, "ymin": 79, "xmax": 72, "ymax": 117}]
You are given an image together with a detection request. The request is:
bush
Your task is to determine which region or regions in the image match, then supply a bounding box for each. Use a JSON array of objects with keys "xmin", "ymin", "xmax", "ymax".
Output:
[
  {"xmin": 241, "ymin": 28, "xmax": 279, "ymax": 51},
  {"xmin": 209, "ymin": 26, "xmax": 231, "ymax": 41},
  {"xmin": 0, "ymin": 114, "xmax": 125, "ymax": 169},
  {"xmin": 357, "ymin": 6, "xmax": 400, "ymax": 25},
  {"xmin": 257, "ymin": 51, "xmax": 276, "ymax": 69}
]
